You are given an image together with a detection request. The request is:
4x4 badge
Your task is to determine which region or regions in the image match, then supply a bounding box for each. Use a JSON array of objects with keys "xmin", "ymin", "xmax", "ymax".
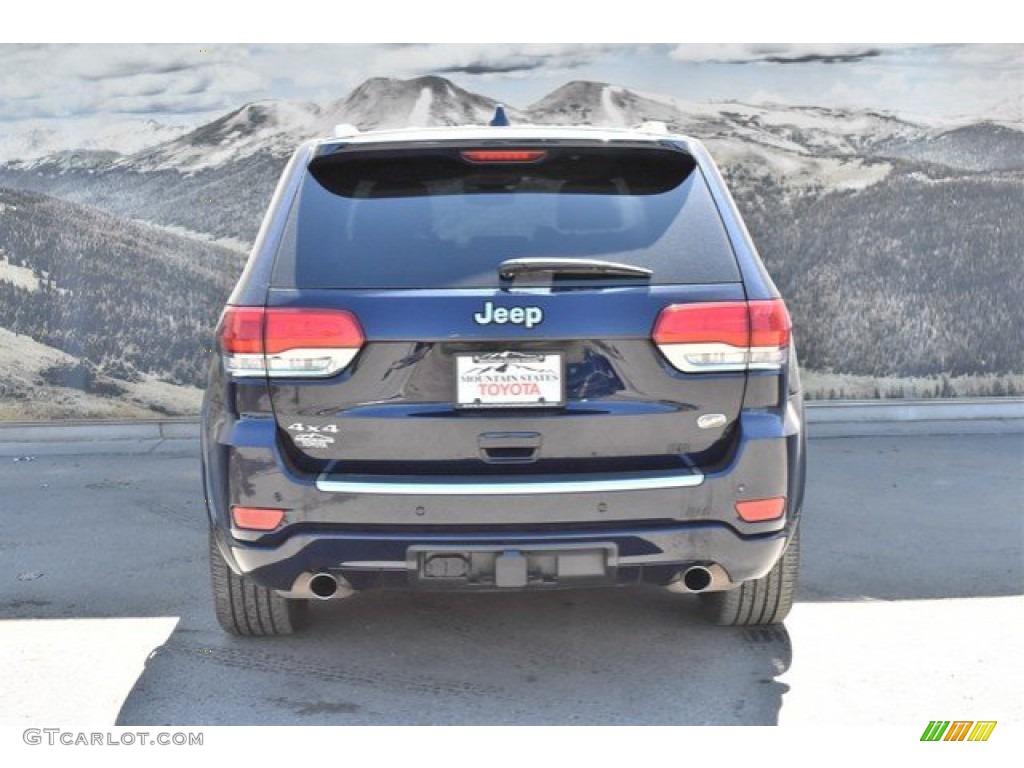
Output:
[{"xmin": 474, "ymin": 301, "xmax": 543, "ymax": 329}]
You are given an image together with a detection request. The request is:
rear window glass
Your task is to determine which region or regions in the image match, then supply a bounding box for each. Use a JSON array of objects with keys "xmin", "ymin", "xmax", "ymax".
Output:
[{"xmin": 271, "ymin": 146, "xmax": 741, "ymax": 289}]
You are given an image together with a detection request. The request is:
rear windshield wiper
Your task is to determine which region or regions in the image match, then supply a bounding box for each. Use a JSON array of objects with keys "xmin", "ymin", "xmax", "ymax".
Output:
[{"xmin": 498, "ymin": 258, "xmax": 653, "ymax": 281}]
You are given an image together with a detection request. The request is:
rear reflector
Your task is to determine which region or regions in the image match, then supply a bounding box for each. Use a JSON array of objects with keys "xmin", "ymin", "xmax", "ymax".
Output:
[
  {"xmin": 653, "ymin": 299, "xmax": 791, "ymax": 373},
  {"xmin": 219, "ymin": 307, "xmax": 364, "ymax": 378},
  {"xmin": 231, "ymin": 506, "xmax": 287, "ymax": 531},
  {"xmin": 735, "ymin": 497, "xmax": 787, "ymax": 522},
  {"xmin": 461, "ymin": 149, "xmax": 547, "ymax": 163}
]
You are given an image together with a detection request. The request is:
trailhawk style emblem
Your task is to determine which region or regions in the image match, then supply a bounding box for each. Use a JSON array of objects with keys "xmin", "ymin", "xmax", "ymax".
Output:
[{"xmin": 473, "ymin": 301, "xmax": 544, "ymax": 329}]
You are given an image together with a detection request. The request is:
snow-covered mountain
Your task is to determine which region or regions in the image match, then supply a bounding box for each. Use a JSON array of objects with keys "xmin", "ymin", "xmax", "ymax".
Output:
[
  {"xmin": 523, "ymin": 81, "xmax": 935, "ymax": 191},
  {"xmin": 525, "ymin": 81, "xmax": 679, "ymax": 128},
  {"xmin": 3, "ymin": 74, "xmax": 1019, "ymax": 245},
  {"xmin": 143, "ymin": 77, "xmax": 935, "ymax": 168},
  {"xmin": 123, "ymin": 76, "xmax": 513, "ymax": 174},
  {"xmin": 332, "ymin": 75, "xmax": 512, "ymax": 131},
  {"xmin": 126, "ymin": 100, "xmax": 324, "ymax": 173},
  {"xmin": 977, "ymin": 94, "xmax": 1024, "ymax": 129},
  {"xmin": 0, "ymin": 118, "xmax": 190, "ymax": 165},
  {"xmin": 880, "ymin": 122, "xmax": 1024, "ymax": 172},
  {"xmin": 7, "ymin": 75, "xmax": 1021, "ymax": 181},
  {"xmin": 526, "ymin": 81, "xmax": 928, "ymax": 156}
]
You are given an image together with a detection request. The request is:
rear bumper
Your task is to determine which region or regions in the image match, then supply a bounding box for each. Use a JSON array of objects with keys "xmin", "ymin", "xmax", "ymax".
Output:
[
  {"xmin": 224, "ymin": 521, "xmax": 789, "ymax": 594},
  {"xmin": 203, "ymin": 402, "xmax": 805, "ymax": 594}
]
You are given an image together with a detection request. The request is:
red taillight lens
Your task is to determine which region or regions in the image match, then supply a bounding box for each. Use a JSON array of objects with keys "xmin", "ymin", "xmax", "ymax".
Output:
[
  {"xmin": 735, "ymin": 497, "xmax": 786, "ymax": 522},
  {"xmin": 460, "ymin": 149, "xmax": 547, "ymax": 163},
  {"xmin": 263, "ymin": 309, "xmax": 364, "ymax": 354},
  {"xmin": 232, "ymin": 506, "xmax": 287, "ymax": 531},
  {"xmin": 219, "ymin": 307, "xmax": 364, "ymax": 378},
  {"xmin": 749, "ymin": 300, "xmax": 791, "ymax": 348},
  {"xmin": 220, "ymin": 307, "xmax": 265, "ymax": 354},
  {"xmin": 652, "ymin": 302, "xmax": 750, "ymax": 347},
  {"xmin": 652, "ymin": 299, "xmax": 790, "ymax": 373}
]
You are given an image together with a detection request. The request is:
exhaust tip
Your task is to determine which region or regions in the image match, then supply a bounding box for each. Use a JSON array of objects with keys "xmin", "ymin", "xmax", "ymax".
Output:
[
  {"xmin": 682, "ymin": 565, "xmax": 713, "ymax": 593},
  {"xmin": 309, "ymin": 572, "xmax": 339, "ymax": 599}
]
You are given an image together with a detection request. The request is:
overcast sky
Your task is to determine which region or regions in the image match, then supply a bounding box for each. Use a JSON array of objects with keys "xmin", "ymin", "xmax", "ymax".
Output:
[{"xmin": 1, "ymin": 43, "xmax": 1021, "ymax": 137}]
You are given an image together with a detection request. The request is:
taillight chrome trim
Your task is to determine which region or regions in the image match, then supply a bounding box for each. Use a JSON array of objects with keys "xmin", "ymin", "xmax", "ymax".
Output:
[
  {"xmin": 224, "ymin": 348, "xmax": 360, "ymax": 378},
  {"xmin": 223, "ymin": 353, "xmax": 269, "ymax": 377},
  {"xmin": 657, "ymin": 342, "xmax": 748, "ymax": 373},
  {"xmin": 265, "ymin": 348, "xmax": 360, "ymax": 378},
  {"xmin": 747, "ymin": 347, "xmax": 789, "ymax": 370},
  {"xmin": 657, "ymin": 342, "xmax": 787, "ymax": 373}
]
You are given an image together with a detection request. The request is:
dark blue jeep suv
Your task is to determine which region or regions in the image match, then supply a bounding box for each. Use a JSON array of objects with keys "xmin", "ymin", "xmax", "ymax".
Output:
[{"xmin": 201, "ymin": 120, "xmax": 807, "ymax": 635}]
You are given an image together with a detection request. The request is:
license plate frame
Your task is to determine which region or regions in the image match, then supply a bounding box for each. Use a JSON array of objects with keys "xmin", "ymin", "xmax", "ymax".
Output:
[{"xmin": 454, "ymin": 351, "xmax": 565, "ymax": 409}]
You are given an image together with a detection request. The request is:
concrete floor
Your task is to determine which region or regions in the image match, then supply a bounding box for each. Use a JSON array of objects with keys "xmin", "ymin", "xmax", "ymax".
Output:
[{"xmin": 0, "ymin": 433, "xmax": 1021, "ymax": 726}]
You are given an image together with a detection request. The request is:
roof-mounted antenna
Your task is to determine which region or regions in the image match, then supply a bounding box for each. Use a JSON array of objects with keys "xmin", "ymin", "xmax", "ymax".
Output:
[{"xmin": 489, "ymin": 104, "xmax": 510, "ymax": 127}]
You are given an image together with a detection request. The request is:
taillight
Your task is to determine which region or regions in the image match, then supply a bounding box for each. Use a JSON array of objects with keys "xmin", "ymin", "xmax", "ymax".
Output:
[
  {"xmin": 219, "ymin": 307, "xmax": 364, "ymax": 378},
  {"xmin": 460, "ymin": 149, "xmax": 547, "ymax": 163},
  {"xmin": 747, "ymin": 300, "xmax": 791, "ymax": 368},
  {"xmin": 652, "ymin": 299, "xmax": 790, "ymax": 373},
  {"xmin": 220, "ymin": 307, "xmax": 264, "ymax": 354}
]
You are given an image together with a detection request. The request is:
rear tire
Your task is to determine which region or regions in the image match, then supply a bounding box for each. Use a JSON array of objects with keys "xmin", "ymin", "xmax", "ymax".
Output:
[
  {"xmin": 700, "ymin": 523, "xmax": 800, "ymax": 626},
  {"xmin": 209, "ymin": 533, "xmax": 308, "ymax": 636}
]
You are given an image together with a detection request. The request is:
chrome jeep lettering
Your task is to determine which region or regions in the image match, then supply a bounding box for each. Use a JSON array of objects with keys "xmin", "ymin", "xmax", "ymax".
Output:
[{"xmin": 473, "ymin": 301, "xmax": 543, "ymax": 328}]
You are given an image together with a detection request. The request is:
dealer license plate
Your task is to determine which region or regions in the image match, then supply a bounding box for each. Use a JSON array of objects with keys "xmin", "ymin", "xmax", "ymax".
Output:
[{"xmin": 455, "ymin": 351, "xmax": 564, "ymax": 408}]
